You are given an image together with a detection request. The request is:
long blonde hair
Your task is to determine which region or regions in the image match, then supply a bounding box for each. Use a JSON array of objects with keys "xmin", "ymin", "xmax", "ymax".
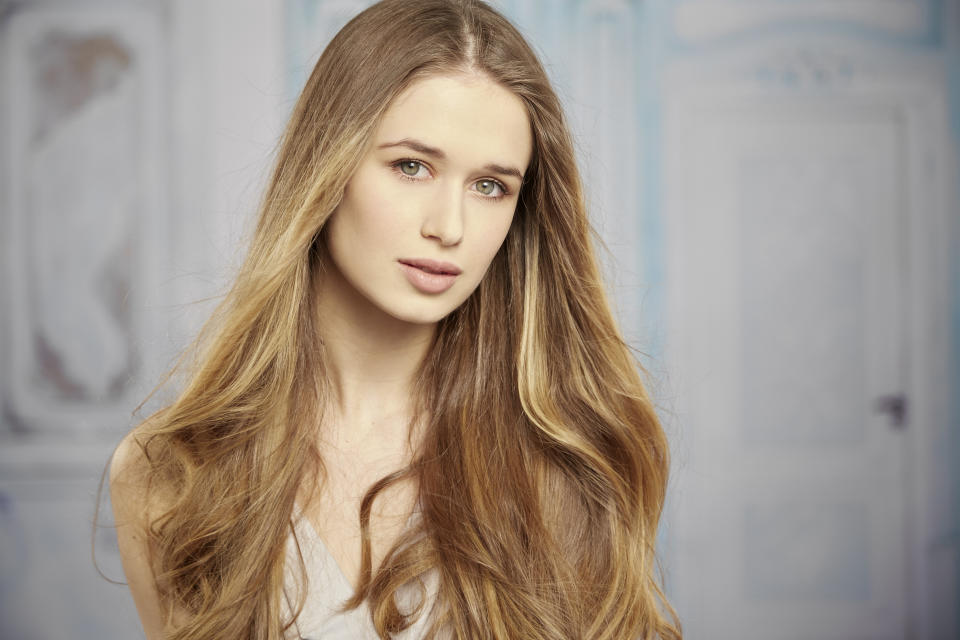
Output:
[{"xmin": 128, "ymin": 0, "xmax": 681, "ymax": 637}]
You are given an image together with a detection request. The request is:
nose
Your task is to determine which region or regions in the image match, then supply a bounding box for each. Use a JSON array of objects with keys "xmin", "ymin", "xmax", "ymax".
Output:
[{"xmin": 421, "ymin": 184, "xmax": 464, "ymax": 246}]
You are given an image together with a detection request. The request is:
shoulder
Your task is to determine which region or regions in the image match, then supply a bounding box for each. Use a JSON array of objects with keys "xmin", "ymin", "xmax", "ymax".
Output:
[
  {"xmin": 110, "ymin": 424, "xmax": 148, "ymax": 486},
  {"xmin": 110, "ymin": 421, "xmax": 183, "ymax": 638},
  {"xmin": 110, "ymin": 423, "xmax": 161, "ymax": 521},
  {"xmin": 109, "ymin": 420, "xmax": 169, "ymax": 574},
  {"xmin": 110, "ymin": 419, "xmax": 182, "ymax": 548}
]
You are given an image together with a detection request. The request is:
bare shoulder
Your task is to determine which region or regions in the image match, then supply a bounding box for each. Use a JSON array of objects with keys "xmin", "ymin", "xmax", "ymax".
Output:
[
  {"xmin": 110, "ymin": 423, "xmax": 163, "ymax": 523},
  {"xmin": 110, "ymin": 424, "xmax": 149, "ymax": 487},
  {"xmin": 110, "ymin": 421, "xmax": 181, "ymax": 639}
]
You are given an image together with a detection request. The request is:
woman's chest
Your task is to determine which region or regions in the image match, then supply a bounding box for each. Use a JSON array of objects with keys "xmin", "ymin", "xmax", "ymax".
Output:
[
  {"xmin": 301, "ymin": 452, "xmax": 419, "ymax": 591},
  {"xmin": 283, "ymin": 513, "xmax": 438, "ymax": 640}
]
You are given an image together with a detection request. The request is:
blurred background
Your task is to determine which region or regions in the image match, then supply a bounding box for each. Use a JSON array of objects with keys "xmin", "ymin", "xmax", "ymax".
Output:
[{"xmin": 1, "ymin": 0, "xmax": 957, "ymax": 638}]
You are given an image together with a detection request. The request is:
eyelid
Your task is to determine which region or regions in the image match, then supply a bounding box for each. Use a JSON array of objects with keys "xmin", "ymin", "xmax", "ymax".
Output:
[
  {"xmin": 393, "ymin": 157, "xmax": 433, "ymax": 179},
  {"xmin": 473, "ymin": 177, "xmax": 509, "ymax": 199}
]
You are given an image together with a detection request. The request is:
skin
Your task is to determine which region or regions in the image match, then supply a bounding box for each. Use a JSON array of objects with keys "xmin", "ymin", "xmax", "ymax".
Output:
[
  {"xmin": 111, "ymin": 70, "xmax": 532, "ymax": 637},
  {"xmin": 312, "ymin": 71, "xmax": 533, "ymax": 588}
]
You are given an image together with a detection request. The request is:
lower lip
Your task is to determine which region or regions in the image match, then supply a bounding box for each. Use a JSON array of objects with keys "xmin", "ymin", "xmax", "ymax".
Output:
[{"xmin": 398, "ymin": 262, "xmax": 458, "ymax": 294}]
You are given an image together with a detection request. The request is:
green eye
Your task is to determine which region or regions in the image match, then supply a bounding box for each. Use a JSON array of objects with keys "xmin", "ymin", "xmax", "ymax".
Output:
[
  {"xmin": 477, "ymin": 180, "xmax": 497, "ymax": 196},
  {"xmin": 400, "ymin": 161, "xmax": 421, "ymax": 176}
]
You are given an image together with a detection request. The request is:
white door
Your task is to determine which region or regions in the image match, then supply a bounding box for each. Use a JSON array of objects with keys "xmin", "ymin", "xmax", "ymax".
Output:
[{"xmin": 664, "ymin": 100, "xmax": 909, "ymax": 639}]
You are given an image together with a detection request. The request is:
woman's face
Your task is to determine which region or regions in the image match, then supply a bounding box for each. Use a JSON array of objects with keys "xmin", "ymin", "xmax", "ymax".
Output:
[{"xmin": 322, "ymin": 72, "xmax": 533, "ymax": 325}]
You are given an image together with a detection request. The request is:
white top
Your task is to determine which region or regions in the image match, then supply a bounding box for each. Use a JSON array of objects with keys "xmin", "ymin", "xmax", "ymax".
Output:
[{"xmin": 282, "ymin": 513, "xmax": 439, "ymax": 639}]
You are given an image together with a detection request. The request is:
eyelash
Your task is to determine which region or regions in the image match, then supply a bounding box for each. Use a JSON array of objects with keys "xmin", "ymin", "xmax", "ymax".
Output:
[{"xmin": 391, "ymin": 158, "xmax": 510, "ymax": 201}]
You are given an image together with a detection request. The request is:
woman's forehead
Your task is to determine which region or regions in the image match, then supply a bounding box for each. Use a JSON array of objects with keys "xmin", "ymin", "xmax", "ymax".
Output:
[{"xmin": 373, "ymin": 73, "xmax": 533, "ymax": 175}]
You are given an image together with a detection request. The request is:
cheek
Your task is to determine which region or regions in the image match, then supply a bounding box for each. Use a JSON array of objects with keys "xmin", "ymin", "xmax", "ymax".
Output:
[
  {"xmin": 484, "ymin": 210, "xmax": 517, "ymax": 257},
  {"xmin": 468, "ymin": 213, "xmax": 516, "ymax": 276},
  {"xmin": 337, "ymin": 183, "xmax": 406, "ymax": 243}
]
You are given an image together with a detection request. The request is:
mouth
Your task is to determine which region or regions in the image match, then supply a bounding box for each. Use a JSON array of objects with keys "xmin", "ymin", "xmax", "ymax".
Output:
[
  {"xmin": 398, "ymin": 259, "xmax": 461, "ymax": 294},
  {"xmin": 398, "ymin": 258, "xmax": 462, "ymax": 276}
]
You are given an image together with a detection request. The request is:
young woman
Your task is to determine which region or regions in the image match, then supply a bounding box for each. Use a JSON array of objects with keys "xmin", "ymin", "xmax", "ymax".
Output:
[{"xmin": 110, "ymin": 1, "xmax": 681, "ymax": 638}]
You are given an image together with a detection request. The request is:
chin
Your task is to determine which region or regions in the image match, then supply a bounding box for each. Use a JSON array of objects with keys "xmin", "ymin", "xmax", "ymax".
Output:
[
  {"xmin": 388, "ymin": 305, "xmax": 456, "ymax": 326},
  {"xmin": 381, "ymin": 294, "xmax": 468, "ymax": 326}
]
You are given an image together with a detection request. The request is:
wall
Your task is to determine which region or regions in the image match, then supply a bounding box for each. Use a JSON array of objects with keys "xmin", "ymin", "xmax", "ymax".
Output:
[
  {"xmin": 0, "ymin": 0, "xmax": 285, "ymax": 636},
  {"xmin": 0, "ymin": 0, "xmax": 956, "ymax": 637}
]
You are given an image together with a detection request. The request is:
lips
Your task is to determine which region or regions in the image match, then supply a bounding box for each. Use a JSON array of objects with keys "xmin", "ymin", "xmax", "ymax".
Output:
[
  {"xmin": 398, "ymin": 259, "xmax": 461, "ymax": 294},
  {"xmin": 398, "ymin": 258, "xmax": 462, "ymax": 276}
]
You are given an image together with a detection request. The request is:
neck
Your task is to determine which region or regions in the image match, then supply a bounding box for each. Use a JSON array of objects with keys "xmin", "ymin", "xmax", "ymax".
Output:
[{"xmin": 315, "ymin": 263, "xmax": 435, "ymax": 449}]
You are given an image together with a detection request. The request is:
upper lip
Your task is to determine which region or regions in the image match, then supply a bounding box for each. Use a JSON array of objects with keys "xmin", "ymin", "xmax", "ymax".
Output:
[{"xmin": 399, "ymin": 258, "xmax": 462, "ymax": 275}]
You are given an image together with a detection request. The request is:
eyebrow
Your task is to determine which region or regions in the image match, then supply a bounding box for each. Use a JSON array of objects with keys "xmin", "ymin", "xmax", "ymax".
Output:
[{"xmin": 377, "ymin": 138, "xmax": 525, "ymax": 182}]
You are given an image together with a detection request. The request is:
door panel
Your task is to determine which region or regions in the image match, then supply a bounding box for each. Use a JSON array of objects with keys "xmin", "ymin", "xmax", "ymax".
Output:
[{"xmin": 666, "ymin": 104, "xmax": 908, "ymax": 639}]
